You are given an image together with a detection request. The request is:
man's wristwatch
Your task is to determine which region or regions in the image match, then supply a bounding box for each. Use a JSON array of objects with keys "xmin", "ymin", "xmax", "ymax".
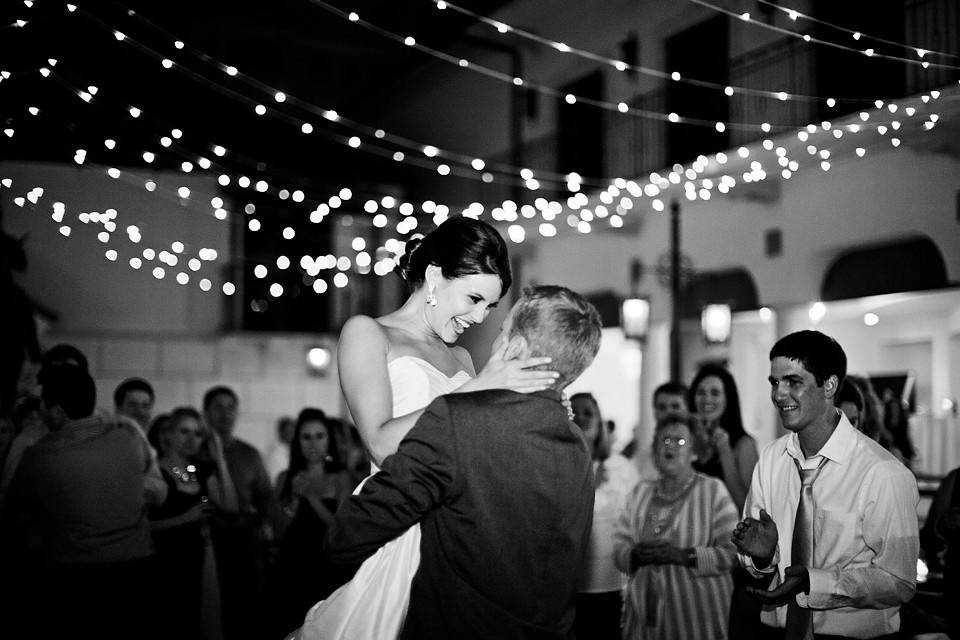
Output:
[{"xmin": 686, "ymin": 548, "xmax": 697, "ymax": 567}]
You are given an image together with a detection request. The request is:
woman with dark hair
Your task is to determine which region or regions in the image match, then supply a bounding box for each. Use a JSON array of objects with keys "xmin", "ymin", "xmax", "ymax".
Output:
[
  {"xmin": 688, "ymin": 364, "xmax": 760, "ymax": 639},
  {"xmin": 300, "ymin": 216, "xmax": 558, "ymax": 640},
  {"xmin": 688, "ymin": 364, "xmax": 757, "ymax": 512},
  {"xmin": 271, "ymin": 408, "xmax": 354, "ymax": 636},
  {"xmin": 571, "ymin": 392, "xmax": 637, "ymax": 640},
  {"xmin": 150, "ymin": 406, "xmax": 238, "ymax": 640}
]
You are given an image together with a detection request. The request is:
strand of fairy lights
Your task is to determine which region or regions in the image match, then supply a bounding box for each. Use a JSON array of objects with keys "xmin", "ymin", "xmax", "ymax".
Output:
[
  {"xmin": 113, "ymin": 5, "xmax": 601, "ymax": 190},
  {"xmin": 3, "ymin": 5, "xmax": 948, "ymax": 301},
  {"xmin": 688, "ymin": 0, "xmax": 960, "ymax": 71},
  {"xmin": 7, "ymin": 70, "xmax": 554, "ymax": 248},
  {"xmin": 753, "ymin": 0, "xmax": 960, "ymax": 61},
  {"xmin": 425, "ymin": 0, "xmax": 931, "ymax": 105},
  {"xmin": 6, "ymin": 65, "xmax": 946, "ymax": 247},
  {"xmin": 9, "ymin": 55, "xmax": 630, "ymax": 245},
  {"xmin": 4, "ymin": 82, "xmax": 945, "ymax": 299},
  {"xmin": 0, "ymin": 175, "xmax": 401, "ymax": 298},
  {"xmin": 0, "ymin": 98, "xmax": 435, "ymax": 285},
  {"xmin": 2, "ymin": 180, "xmax": 230, "ymax": 293},
  {"xmin": 3, "ymin": 4, "xmax": 948, "ymax": 235},
  {"xmin": 303, "ymin": 0, "xmax": 811, "ymax": 132},
  {"xmin": 4, "ymin": 79, "xmax": 562, "ymax": 286},
  {"xmin": 57, "ymin": 4, "xmax": 598, "ymax": 192}
]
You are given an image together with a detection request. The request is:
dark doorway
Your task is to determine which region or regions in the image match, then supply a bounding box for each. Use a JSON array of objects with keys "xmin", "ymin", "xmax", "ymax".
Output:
[{"xmin": 666, "ymin": 15, "xmax": 729, "ymax": 167}]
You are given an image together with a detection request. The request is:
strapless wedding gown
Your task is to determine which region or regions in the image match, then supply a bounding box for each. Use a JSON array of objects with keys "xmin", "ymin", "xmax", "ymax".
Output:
[{"xmin": 298, "ymin": 355, "xmax": 471, "ymax": 640}]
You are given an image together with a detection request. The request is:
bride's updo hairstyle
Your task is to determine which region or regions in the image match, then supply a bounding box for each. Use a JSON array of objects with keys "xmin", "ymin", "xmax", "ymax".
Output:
[{"xmin": 394, "ymin": 216, "xmax": 512, "ymax": 295}]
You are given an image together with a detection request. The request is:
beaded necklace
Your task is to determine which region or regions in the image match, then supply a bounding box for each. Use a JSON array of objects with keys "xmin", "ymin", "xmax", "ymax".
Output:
[
  {"xmin": 645, "ymin": 473, "xmax": 697, "ymax": 537},
  {"xmin": 170, "ymin": 463, "xmax": 198, "ymax": 484}
]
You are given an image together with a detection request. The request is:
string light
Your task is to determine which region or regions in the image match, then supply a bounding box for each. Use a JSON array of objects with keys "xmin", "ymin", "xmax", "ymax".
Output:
[
  {"xmin": 752, "ymin": 0, "xmax": 960, "ymax": 62},
  {"xmin": 688, "ymin": 0, "xmax": 960, "ymax": 70},
  {"xmin": 423, "ymin": 0, "xmax": 916, "ymax": 104}
]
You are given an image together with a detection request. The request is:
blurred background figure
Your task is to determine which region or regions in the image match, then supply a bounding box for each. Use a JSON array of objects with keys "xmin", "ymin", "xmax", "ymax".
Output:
[
  {"xmin": 150, "ymin": 406, "xmax": 238, "ymax": 640},
  {"xmin": 327, "ymin": 417, "xmax": 370, "ymax": 488},
  {"xmin": 688, "ymin": 364, "xmax": 760, "ymax": 639},
  {"xmin": 202, "ymin": 385, "xmax": 275, "ymax": 640},
  {"xmin": 921, "ymin": 466, "xmax": 960, "ymax": 639},
  {"xmin": 845, "ymin": 375, "xmax": 906, "ymax": 463},
  {"xmin": 270, "ymin": 407, "xmax": 353, "ymax": 638},
  {"xmin": 266, "ymin": 415, "xmax": 296, "ymax": 484},
  {"xmin": 838, "ymin": 377, "xmax": 865, "ymax": 429},
  {"xmin": 571, "ymin": 392, "xmax": 638, "ymax": 640},
  {"xmin": 114, "ymin": 377, "xmax": 155, "ymax": 433},
  {"xmin": 688, "ymin": 364, "xmax": 757, "ymax": 512},
  {"xmin": 621, "ymin": 381, "xmax": 689, "ymax": 480},
  {"xmin": 2, "ymin": 364, "xmax": 159, "ymax": 639},
  {"xmin": 614, "ymin": 414, "xmax": 738, "ymax": 640},
  {"xmin": 882, "ymin": 386, "xmax": 916, "ymax": 469},
  {"xmin": 653, "ymin": 381, "xmax": 689, "ymax": 422},
  {"xmin": 148, "ymin": 413, "xmax": 173, "ymax": 459}
]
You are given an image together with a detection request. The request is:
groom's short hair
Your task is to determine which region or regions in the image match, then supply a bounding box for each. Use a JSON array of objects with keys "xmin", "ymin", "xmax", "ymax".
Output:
[{"xmin": 509, "ymin": 285, "xmax": 602, "ymax": 389}]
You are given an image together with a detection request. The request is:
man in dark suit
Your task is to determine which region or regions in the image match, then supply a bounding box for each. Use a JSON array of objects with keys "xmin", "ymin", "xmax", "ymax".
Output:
[{"xmin": 325, "ymin": 285, "xmax": 603, "ymax": 640}]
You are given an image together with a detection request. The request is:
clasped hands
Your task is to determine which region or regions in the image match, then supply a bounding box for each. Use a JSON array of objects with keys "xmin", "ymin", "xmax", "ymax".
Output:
[
  {"xmin": 630, "ymin": 539, "xmax": 687, "ymax": 570},
  {"xmin": 731, "ymin": 509, "xmax": 810, "ymax": 605}
]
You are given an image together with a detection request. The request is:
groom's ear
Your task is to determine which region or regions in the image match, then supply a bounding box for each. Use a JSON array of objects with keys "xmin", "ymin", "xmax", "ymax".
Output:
[{"xmin": 503, "ymin": 335, "xmax": 528, "ymax": 361}]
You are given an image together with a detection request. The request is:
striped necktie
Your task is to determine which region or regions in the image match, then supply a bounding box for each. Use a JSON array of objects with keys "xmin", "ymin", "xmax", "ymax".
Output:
[{"xmin": 785, "ymin": 457, "xmax": 826, "ymax": 640}]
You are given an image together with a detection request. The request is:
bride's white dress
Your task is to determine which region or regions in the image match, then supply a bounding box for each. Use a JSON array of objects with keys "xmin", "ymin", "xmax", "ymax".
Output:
[{"xmin": 298, "ymin": 355, "xmax": 471, "ymax": 640}]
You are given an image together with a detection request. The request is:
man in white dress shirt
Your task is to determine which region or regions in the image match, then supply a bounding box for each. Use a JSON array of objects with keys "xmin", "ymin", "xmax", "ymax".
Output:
[{"xmin": 732, "ymin": 330, "xmax": 918, "ymax": 640}]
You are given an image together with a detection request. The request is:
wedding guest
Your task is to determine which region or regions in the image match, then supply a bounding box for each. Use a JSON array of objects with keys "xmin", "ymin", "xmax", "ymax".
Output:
[
  {"xmin": 614, "ymin": 413, "xmax": 739, "ymax": 640},
  {"xmin": 733, "ymin": 330, "xmax": 918, "ymax": 639},
  {"xmin": 151, "ymin": 407, "xmax": 238, "ymax": 640},
  {"xmin": 653, "ymin": 381, "xmax": 689, "ymax": 422},
  {"xmin": 571, "ymin": 392, "xmax": 638, "ymax": 640},
  {"xmin": 203, "ymin": 385, "xmax": 275, "ymax": 640},
  {"xmin": 689, "ymin": 363, "xmax": 757, "ymax": 512},
  {"xmin": 114, "ymin": 377, "xmax": 155, "ymax": 432},
  {"xmin": 2, "ymin": 364, "xmax": 159, "ymax": 639},
  {"xmin": 271, "ymin": 408, "xmax": 353, "ymax": 637}
]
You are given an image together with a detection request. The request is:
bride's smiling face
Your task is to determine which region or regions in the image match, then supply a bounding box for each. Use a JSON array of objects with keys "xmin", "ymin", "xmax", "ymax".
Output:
[{"xmin": 426, "ymin": 269, "xmax": 503, "ymax": 344}]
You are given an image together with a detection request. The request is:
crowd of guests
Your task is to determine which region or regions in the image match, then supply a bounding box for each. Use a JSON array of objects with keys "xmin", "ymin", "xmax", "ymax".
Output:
[
  {"xmin": 0, "ymin": 343, "xmax": 370, "ymax": 640},
  {"xmin": 0, "ymin": 334, "xmax": 957, "ymax": 640}
]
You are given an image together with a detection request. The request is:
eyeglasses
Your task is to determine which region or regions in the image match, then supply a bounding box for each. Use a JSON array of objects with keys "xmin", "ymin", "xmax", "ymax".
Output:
[{"xmin": 660, "ymin": 437, "xmax": 688, "ymax": 447}]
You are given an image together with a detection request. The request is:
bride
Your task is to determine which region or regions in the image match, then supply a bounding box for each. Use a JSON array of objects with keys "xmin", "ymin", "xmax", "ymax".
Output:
[{"xmin": 298, "ymin": 216, "xmax": 558, "ymax": 640}]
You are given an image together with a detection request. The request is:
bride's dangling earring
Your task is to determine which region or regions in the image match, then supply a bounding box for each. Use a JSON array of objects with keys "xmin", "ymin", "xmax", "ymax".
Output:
[{"xmin": 426, "ymin": 285, "xmax": 438, "ymax": 307}]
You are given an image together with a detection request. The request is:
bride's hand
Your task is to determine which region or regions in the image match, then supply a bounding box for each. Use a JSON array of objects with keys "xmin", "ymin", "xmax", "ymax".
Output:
[{"xmin": 462, "ymin": 340, "xmax": 558, "ymax": 393}]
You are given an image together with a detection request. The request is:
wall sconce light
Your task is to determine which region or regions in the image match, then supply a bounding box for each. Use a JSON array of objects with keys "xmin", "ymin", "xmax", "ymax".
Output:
[
  {"xmin": 701, "ymin": 303, "xmax": 732, "ymax": 345},
  {"xmin": 306, "ymin": 346, "xmax": 332, "ymax": 376},
  {"xmin": 621, "ymin": 296, "xmax": 651, "ymax": 342}
]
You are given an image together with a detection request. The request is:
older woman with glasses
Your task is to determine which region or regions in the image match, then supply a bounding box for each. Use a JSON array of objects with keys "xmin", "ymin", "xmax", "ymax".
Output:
[{"xmin": 614, "ymin": 414, "xmax": 739, "ymax": 640}]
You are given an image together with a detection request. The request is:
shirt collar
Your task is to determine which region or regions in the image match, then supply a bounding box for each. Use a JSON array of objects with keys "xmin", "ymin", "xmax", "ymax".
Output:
[{"xmin": 782, "ymin": 409, "xmax": 855, "ymax": 465}]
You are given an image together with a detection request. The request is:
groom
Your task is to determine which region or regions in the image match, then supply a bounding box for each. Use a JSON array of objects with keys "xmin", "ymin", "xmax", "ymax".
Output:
[{"xmin": 324, "ymin": 285, "xmax": 602, "ymax": 639}]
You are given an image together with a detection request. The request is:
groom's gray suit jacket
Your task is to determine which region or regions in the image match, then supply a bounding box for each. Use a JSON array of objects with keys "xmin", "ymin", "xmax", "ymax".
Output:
[{"xmin": 324, "ymin": 388, "xmax": 595, "ymax": 640}]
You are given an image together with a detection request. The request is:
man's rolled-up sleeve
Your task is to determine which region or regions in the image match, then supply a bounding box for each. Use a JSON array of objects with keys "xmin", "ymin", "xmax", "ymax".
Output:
[{"xmin": 324, "ymin": 396, "xmax": 457, "ymax": 576}]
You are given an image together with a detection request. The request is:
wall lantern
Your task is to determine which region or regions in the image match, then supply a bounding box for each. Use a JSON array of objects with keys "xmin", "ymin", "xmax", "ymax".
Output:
[
  {"xmin": 621, "ymin": 296, "xmax": 651, "ymax": 342},
  {"xmin": 701, "ymin": 303, "xmax": 732, "ymax": 345}
]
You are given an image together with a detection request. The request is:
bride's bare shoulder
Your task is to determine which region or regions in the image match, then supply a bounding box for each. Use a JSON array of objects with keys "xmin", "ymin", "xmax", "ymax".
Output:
[{"xmin": 339, "ymin": 315, "xmax": 388, "ymax": 346}]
